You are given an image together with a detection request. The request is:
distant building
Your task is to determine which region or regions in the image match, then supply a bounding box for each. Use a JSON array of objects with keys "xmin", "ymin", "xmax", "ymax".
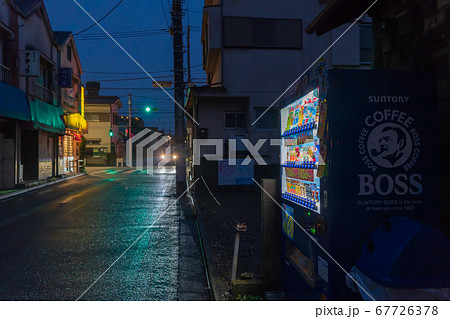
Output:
[
  {"xmin": 54, "ymin": 31, "xmax": 86, "ymax": 174},
  {"xmin": 186, "ymin": 0, "xmax": 372, "ymax": 186},
  {"xmin": 84, "ymin": 82, "xmax": 123, "ymax": 166},
  {"xmin": 116, "ymin": 116, "xmax": 145, "ymax": 138}
]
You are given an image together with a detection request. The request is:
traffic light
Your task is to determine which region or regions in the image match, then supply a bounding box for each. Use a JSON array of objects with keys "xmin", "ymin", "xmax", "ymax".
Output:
[
  {"xmin": 109, "ymin": 128, "xmax": 113, "ymax": 137},
  {"xmin": 145, "ymin": 107, "xmax": 158, "ymax": 112}
]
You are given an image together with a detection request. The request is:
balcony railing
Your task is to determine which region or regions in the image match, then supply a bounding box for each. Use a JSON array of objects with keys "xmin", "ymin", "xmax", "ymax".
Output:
[
  {"xmin": 0, "ymin": 63, "xmax": 10, "ymax": 83},
  {"xmin": 32, "ymin": 81, "xmax": 54, "ymax": 105}
]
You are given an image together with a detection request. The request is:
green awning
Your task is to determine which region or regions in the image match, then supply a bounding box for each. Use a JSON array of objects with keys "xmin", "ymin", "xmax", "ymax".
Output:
[
  {"xmin": 28, "ymin": 97, "xmax": 66, "ymax": 134},
  {"xmin": 0, "ymin": 81, "xmax": 31, "ymax": 121}
]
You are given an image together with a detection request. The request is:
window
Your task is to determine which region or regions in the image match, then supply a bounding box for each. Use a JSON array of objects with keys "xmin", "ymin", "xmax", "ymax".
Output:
[
  {"xmin": 223, "ymin": 17, "xmax": 302, "ymax": 49},
  {"xmin": 225, "ymin": 112, "xmax": 246, "ymax": 129},
  {"xmin": 360, "ymin": 24, "xmax": 373, "ymax": 63},
  {"xmin": 38, "ymin": 66, "xmax": 52, "ymax": 90},
  {"xmin": 93, "ymin": 147, "xmax": 107, "ymax": 157},
  {"xmin": 254, "ymin": 108, "xmax": 279, "ymax": 129},
  {"xmin": 84, "ymin": 113, "xmax": 109, "ymax": 122},
  {"xmin": 67, "ymin": 45, "xmax": 72, "ymax": 61}
]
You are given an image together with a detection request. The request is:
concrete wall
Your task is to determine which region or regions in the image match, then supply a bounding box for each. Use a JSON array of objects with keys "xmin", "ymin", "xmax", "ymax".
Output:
[
  {"xmin": 0, "ymin": 0, "xmax": 11, "ymax": 67},
  {"xmin": 18, "ymin": 9, "xmax": 58, "ymax": 94},
  {"xmin": 38, "ymin": 130, "xmax": 53, "ymax": 179},
  {"xmin": 198, "ymin": 99, "xmax": 249, "ymax": 141},
  {"xmin": 60, "ymin": 37, "xmax": 82, "ymax": 112},
  {"xmin": 84, "ymin": 104, "xmax": 111, "ymax": 152}
]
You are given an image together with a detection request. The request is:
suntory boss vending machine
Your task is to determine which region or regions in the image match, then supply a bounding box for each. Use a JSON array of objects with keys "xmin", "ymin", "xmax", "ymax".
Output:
[{"xmin": 279, "ymin": 69, "xmax": 440, "ymax": 300}]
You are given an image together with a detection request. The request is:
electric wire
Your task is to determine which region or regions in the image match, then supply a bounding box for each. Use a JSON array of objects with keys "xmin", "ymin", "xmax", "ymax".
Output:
[
  {"xmin": 160, "ymin": 0, "xmax": 170, "ymax": 28},
  {"xmin": 74, "ymin": 0, "xmax": 125, "ymax": 36}
]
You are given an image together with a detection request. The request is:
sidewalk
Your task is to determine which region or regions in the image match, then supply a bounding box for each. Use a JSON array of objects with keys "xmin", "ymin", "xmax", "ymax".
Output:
[
  {"xmin": 0, "ymin": 172, "xmax": 85, "ymax": 202},
  {"xmin": 178, "ymin": 195, "xmax": 211, "ymax": 300},
  {"xmin": 192, "ymin": 185, "xmax": 262, "ymax": 300}
]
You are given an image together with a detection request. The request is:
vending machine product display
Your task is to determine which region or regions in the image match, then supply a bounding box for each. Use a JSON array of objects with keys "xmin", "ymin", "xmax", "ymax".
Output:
[
  {"xmin": 281, "ymin": 90, "xmax": 321, "ymax": 213},
  {"xmin": 279, "ymin": 69, "xmax": 441, "ymax": 300}
]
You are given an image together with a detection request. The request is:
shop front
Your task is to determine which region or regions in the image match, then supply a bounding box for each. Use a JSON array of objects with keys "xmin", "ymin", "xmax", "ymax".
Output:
[
  {"xmin": 25, "ymin": 97, "xmax": 66, "ymax": 180},
  {"xmin": 0, "ymin": 81, "xmax": 31, "ymax": 189},
  {"xmin": 62, "ymin": 113, "xmax": 87, "ymax": 174}
]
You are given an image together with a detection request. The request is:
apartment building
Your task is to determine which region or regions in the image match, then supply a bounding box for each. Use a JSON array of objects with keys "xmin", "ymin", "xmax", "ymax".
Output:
[
  {"xmin": 186, "ymin": 0, "xmax": 372, "ymax": 186},
  {"xmin": 83, "ymin": 82, "xmax": 123, "ymax": 166}
]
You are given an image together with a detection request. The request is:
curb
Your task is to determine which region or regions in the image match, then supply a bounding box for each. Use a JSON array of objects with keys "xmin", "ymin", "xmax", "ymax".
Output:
[
  {"xmin": 0, "ymin": 173, "xmax": 86, "ymax": 202},
  {"xmin": 190, "ymin": 194, "xmax": 228, "ymax": 301}
]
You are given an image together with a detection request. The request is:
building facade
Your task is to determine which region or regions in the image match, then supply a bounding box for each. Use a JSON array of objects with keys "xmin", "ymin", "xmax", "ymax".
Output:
[
  {"xmin": 54, "ymin": 31, "xmax": 87, "ymax": 174},
  {"xmin": 1, "ymin": 0, "xmax": 25, "ymax": 189},
  {"xmin": 16, "ymin": 0, "xmax": 66, "ymax": 181},
  {"xmin": 84, "ymin": 82, "xmax": 123, "ymax": 166},
  {"xmin": 186, "ymin": 0, "xmax": 372, "ymax": 186},
  {"xmin": 1, "ymin": 0, "xmax": 69, "ymax": 188}
]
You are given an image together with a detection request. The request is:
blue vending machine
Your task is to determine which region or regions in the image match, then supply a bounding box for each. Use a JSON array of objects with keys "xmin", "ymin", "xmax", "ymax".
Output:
[{"xmin": 279, "ymin": 69, "xmax": 441, "ymax": 300}]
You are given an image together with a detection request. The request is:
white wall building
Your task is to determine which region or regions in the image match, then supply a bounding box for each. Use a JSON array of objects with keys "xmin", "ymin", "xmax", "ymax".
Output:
[{"xmin": 186, "ymin": 0, "xmax": 372, "ymax": 183}]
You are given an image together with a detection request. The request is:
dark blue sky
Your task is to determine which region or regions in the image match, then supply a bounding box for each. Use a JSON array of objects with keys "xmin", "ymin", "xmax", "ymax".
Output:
[{"xmin": 45, "ymin": 0, "xmax": 205, "ymax": 133}]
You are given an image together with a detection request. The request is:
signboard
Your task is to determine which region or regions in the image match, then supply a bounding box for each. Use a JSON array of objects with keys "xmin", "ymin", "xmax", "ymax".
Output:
[
  {"xmin": 218, "ymin": 159, "xmax": 254, "ymax": 185},
  {"xmin": 282, "ymin": 203, "xmax": 294, "ymax": 240},
  {"xmin": 20, "ymin": 50, "xmax": 39, "ymax": 76},
  {"xmin": 81, "ymin": 86, "xmax": 85, "ymax": 117},
  {"xmin": 326, "ymin": 70, "xmax": 439, "ymax": 220},
  {"xmin": 59, "ymin": 68, "xmax": 73, "ymax": 88},
  {"xmin": 152, "ymin": 81, "xmax": 172, "ymax": 88}
]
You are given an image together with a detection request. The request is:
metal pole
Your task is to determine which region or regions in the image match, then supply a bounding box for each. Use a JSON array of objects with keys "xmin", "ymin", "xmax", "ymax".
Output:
[
  {"xmin": 187, "ymin": 25, "xmax": 191, "ymax": 84},
  {"xmin": 231, "ymin": 223, "xmax": 247, "ymax": 282},
  {"xmin": 172, "ymin": 0, "xmax": 186, "ymax": 194},
  {"xmin": 231, "ymin": 232, "xmax": 240, "ymax": 282},
  {"xmin": 128, "ymin": 93, "xmax": 132, "ymax": 166}
]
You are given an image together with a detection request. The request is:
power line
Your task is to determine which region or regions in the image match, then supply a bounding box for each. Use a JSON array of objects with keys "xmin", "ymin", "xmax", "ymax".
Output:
[
  {"xmin": 99, "ymin": 87, "xmax": 174, "ymax": 90},
  {"xmin": 75, "ymin": 29, "xmax": 169, "ymax": 40},
  {"xmin": 84, "ymin": 75, "xmax": 172, "ymax": 82},
  {"xmin": 74, "ymin": 0, "xmax": 125, "ymax": 35},
  {"xmin": 83, "ymin": 64, "xmax": 202, "ymax": 75},
  {"xmin": 160, "ymin": 0, "xmax": 170, "ymax": 28}
]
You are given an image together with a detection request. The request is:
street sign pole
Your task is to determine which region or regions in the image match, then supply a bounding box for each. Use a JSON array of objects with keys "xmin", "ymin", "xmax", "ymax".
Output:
[
  {"xmin": 128, "ymin": 93, "xmax": 132, "ymax": 167},
  {"xmin": 172, "ymin": 0, "xmax": 186, "ymax": 195}
]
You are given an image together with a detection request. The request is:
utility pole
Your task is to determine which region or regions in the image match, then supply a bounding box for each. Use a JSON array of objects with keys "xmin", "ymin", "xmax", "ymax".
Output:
[
  {"xmin": 128, "ymin": 93, "xmax": 132, "ymax": 166},
  {"xmin": 187, "ymin": 25, "xmax": 191, "ymax": 84},
  {"xmin": 171, "ymin": 0, "xmax": 186, "ymax": 194}
]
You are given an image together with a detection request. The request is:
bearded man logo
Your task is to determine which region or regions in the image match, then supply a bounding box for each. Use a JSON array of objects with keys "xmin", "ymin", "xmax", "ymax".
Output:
[{"xmin": 367, "ymin": 123, "xmax": 412, "ymax": 169}]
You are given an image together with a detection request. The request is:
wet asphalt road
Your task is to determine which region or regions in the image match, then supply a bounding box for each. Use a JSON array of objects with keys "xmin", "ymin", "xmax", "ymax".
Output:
[{"xmin": 0, "ymin": 167, "xmax": 208, "ymax": 300}]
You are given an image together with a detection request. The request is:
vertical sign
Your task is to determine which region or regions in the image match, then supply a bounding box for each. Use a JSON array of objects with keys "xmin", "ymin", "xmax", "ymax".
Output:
[
  {"xmin": 20, "ymin": 50, "xmax": 39, "ymax": 76},
  {"xmin": 80, "ymin": 86, "xmax": 85, "ymax": 117},
  {"xmin": 59, "ymin": 68, "xmax": 73, "ymax": 88}
]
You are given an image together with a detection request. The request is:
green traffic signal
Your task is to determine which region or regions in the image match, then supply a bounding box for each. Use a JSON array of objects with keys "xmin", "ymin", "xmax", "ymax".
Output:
[
  {"xmin": 145, "ymin": 107, "xmax": 158, "ymax": 112},
  {"xmin": 145, "ymin": 107, "xmax": 151, "ymax": 112},
  {"xmin": 109, "ymin": 128, "xmax": 113, "ymax": 137}
]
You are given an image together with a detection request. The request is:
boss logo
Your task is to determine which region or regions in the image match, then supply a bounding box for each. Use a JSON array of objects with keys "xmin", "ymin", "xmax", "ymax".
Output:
[{"xmin": 357, "ymin": 109, "xmax": 423, "ymax": 196}]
